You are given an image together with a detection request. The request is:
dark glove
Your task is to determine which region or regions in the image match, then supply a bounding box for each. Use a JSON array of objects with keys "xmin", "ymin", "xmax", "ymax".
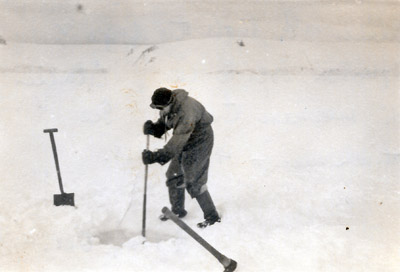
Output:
[
  {"xmin": 142, "ymin": 149, "xmax": 173, "ymax": 165},
  {"xmin": 143, "ymin": 120, "xmax": 155, "ymax": 135},
  {"xmin": 142, "ymin": 150, "xmax": 156, "ymax": 164}
]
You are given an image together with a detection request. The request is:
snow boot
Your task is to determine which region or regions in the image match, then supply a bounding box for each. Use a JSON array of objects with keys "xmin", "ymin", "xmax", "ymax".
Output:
[
  {"xmin": 196, "ymin": 190, "xmax": 221, "ymax": 228},
  {"xmin": 197, "ymin": 214, "xmax": 221, "ymax": 228},
  {"xmin": 160, "ymin": 186, "xmax": 187, "ymax": 221}
]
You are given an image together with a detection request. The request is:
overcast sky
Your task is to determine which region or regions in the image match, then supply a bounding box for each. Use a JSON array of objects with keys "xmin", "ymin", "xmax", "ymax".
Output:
[{"xmin": 0, "ymin": 0, "xmax": 398, "ymax": 44}]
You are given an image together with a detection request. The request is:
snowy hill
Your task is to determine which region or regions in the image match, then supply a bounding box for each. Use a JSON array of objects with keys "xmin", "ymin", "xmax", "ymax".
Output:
[{"xmin": 0, "ymin": 37, "xmax": 399, "ymax": 271}]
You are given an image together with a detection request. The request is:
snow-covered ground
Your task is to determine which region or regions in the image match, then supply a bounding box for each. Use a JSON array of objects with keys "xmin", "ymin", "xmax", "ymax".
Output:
[{"xmin": 0, "ymin": 6, "xmax": 399, "ymax": 272}]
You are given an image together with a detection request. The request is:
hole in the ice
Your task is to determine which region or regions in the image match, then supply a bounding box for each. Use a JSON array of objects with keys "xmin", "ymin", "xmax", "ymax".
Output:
[{"xmin": 96, "ymin": 229, "xmax": 135, "ymax": 246}]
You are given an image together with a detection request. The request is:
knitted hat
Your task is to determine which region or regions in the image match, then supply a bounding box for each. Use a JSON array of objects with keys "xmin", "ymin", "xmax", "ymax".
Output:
[{"xmin": 151, "ymin": 88, "xmax": 172, "ymax": 108}]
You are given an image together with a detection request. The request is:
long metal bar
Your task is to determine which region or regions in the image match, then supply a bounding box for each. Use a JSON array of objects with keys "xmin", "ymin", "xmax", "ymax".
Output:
[{"xmin": 142, "ymin": 135, "xmax": 150, "ymax": 237}]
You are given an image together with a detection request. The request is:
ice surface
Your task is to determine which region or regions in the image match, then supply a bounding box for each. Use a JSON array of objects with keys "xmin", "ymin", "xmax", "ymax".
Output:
[{"xmin": 0, "ymin": 3, "xmax": 399, "ymax": 271}]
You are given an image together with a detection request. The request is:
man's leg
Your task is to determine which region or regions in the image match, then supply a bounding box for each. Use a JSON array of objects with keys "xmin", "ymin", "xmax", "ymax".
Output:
[
  {"xmin": 181, "ymin": 126, "xmax": 218, "ymax": 226},
  {"xmin": 196, "ymin": 189, "xmax": 220, "ymax": 227},
  {"xmin": 168, "ymin": 182, "xmax": 187, "ymax": 217},
  {"xmin": 182, "ymin": 152, "xmax": 220, "ymax": 227},
  {"xmin": 161, "ymin": 156, "xmax": 187, "ymax": 220}
]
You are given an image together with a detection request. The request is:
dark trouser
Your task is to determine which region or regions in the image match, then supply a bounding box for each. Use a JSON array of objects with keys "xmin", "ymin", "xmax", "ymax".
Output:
[
  {"xmin": 166, "ymin": 164, "xmax": 218, "ymax": 220},
  {"xmin": 166, "ymin": 165, "xmax": 186, "ymax": 215},
  {"xmin": 167, "ymin": 183, "xmax": 218, "ymax": 220},
  {"xmin": 168, "ymin": 183, "xmax": 186, "ymax": 215},
  {"xmin": 196, "ymin": 190, "xmax": 219, "ymax": 220},
  {"xmin": 165, "ymin": 125, "xmax": 217, "ymax": 219}
]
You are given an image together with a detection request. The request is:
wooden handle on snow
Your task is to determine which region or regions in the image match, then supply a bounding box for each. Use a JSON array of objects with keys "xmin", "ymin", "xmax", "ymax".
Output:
[{"xmin": 162, "ymin": 207, "xmax": 237, "ymax": 271}]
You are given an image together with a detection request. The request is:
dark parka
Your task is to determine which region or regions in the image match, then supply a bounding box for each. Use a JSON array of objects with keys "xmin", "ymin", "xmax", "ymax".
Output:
[{"xmin": 152, "ymin": 89, "xmax": 214, "ymax": 198}]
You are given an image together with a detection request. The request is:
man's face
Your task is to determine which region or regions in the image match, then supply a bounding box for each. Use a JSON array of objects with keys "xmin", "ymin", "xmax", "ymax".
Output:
[{"xmin": 160, "ymin": 104, "xmax": 172, "ymax": 114}]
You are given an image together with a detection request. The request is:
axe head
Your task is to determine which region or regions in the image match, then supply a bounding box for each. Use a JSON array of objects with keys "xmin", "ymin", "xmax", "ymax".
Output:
[{"xmin": 54, "ymin": 193, "xmax": 75, "ymax": 206}]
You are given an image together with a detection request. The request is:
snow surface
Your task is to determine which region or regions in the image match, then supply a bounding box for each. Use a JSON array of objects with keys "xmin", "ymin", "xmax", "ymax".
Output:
[{"xmin": 0, "ymin": 33, "xmax": 399, "ymax": 272}]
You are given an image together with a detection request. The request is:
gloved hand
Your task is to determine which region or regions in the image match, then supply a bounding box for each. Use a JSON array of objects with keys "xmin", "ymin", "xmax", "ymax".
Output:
[
  {"xmin": 142, "ymin": 149, "xmax": 173, "ymax": 165},
  {"xmin": 143, "ymin": 120, "xmax": 155, "ymax": 135},
  {"xmin": 142, "ymin": 150, "xmax": 156, "ymax": 164}
]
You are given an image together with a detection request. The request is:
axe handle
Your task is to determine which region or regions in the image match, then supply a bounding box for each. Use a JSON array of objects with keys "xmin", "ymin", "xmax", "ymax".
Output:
[{"xmin": 162, "ymin": 207, "xmax": 234, "ymax": 269}]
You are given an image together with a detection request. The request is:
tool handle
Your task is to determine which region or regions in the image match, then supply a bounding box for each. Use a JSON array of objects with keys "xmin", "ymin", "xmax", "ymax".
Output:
[
  {"xmin": 44, "ymin": 128, "xmax": 58, "ymax": 133},
  {"xmin": 142, "ymin": 135, "xmax": 150, "ymax": 237},
  {"xmin": 44, "ymin": 128, "xmax": 64, "ymax": 194},
  {"xmin": 162, "ymin": 207, "xmax": 236, "ymax": 270}
]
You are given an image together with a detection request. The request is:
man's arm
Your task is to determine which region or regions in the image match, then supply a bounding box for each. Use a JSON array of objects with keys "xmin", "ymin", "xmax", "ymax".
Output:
[
  {"xmin": 152, "ymin": 118, "xmax": 168, "ymax": 138},
  {"xmin": 142, "ymin": 115, "xmax": 195, "ymax": 165},
  {"xmin": 143, "ymin": 117, "xmax": 168, "ymax": 138}
]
